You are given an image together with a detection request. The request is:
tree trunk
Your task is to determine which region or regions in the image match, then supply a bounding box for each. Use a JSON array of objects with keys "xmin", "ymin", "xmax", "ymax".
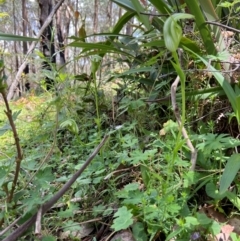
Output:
[
  {"xmin": 13, "ymin": 0, "xmax": 19, "ymax": 96},
  {"xmin": 21, "ymin": 0, "xmax": 30, "ymax": 94},
  {"xmin": 38, "ymin": 0, "xmax": 56, "ymax": 90},
  {"xmin": 93, "ymin": 0, "xmax": 99, "ymax": 42},
  {"xmin": 56, "ymin": 3, "xmax": 66, "ymax": 66}
]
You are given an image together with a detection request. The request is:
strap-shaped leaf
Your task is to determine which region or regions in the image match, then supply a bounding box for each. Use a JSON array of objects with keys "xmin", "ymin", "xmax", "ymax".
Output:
[{"xmin": 220, "ymin": 154, "xmax": 240, "ymax": 194}]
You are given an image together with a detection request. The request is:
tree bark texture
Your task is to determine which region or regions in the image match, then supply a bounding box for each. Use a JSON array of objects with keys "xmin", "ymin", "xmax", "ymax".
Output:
[
  {"xmin": 93, "ymin": 0, "xmax": 99, "ymax": 41},
  {"xmin": 38, "ymin": 0, "xmax": 56, "ymax": 90}
]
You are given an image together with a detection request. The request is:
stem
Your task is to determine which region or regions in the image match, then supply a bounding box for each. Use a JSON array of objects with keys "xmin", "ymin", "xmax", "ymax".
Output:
[{"xmin": 0, "ymin": 90, "xmax": 23, "ymax": 228}]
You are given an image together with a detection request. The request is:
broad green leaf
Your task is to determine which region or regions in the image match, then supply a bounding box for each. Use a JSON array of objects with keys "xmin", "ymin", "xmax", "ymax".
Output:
[
  {"xmin": 58, "ymin": 203, "xmax": 79, "ymax": 218},
  {"xmin": 132, "ymin": 222, "xmax": 148, "ymax": 241},
  {"xmin": 0, "ymin": 167, "xmax": 8, "ymax": 186},
  {"xmin": 148, "ymin": 0, "xmax": 171, "ymax": 14},
  {"xmin": 185, "ymin": 217, "xmax": 199, "ymax": 227},
  {"xmin": 180, "ymin": 37, "xmax": 201, "ymax": 54},
  {"xmin": 226, "ymin": 191, "xmax": 240, "ymax": 210},
  {"xmin": 0, "ymin": 32, "xmax": 38, "ymax": 41},
  {"xmin": 220, "ymin": 154, "xmax": 240, "ymax": 194},
  {"xmin": 111, "ymin": 206, "xmax": 134, "ymax": 231},
  {"xmin": 62, "ymin": 220, "xmax": 82, "ymax": 232},
  {"xmin": 196, "ymin": 212, "xmax": 212, "ymax": 225},
  {"xmin": 140, "ymin": 164, "xmax": 150, "ymax": 186},
  {"xmin": 0, "ymin": 123, "xmax": 11, "ymax": 135},
  {"xmin": 35, "ymin": 167, "xmax": 55, "ymax": 187},
  {"xmin": 236, "ymin": 95, "xmax": 240, "ymax": 123},
  {"xmin": 209, "ymin": 221, "xmax": 221, "ymax": 236},
  {"xmin": 112, "ymin": 0, "xmax": 136, "ymax": 12},
  {"xmin": 206, "ymin": 182, "xmax": 226, "ymax": 200},
  {"xmin": 42, "ymin": 236, "xmax": 56, "ymax": 241},
  {"xmin": 124, "ymin": 182, "xmax": 139, "ymax": 191}
]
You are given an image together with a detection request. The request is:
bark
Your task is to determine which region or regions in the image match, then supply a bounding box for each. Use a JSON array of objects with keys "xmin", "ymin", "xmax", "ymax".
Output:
[
  {"xmin": 107, "ymin": 1, "xmax": 112, "ymax": 28},
  {"xmin": 93, "ymin": 0, "xmax": 99, "ymax": 41},
  {"xmin": 12, "ymin": 0, "xmax": 19, "ymax": 96},
  {"xmin": 126, "ymin": 18, "xmax": 133, "ymax": 35},
  {"xmin": 56, "ymin": 3, "xmax": 66, "ymax": 66},
  {"xmin": 38, "ymin": 0, "xmax": 56, "ymax": 90},
  {"xmin": 21, "ymin": 0, "xmax": 30, "ymax": 94}
]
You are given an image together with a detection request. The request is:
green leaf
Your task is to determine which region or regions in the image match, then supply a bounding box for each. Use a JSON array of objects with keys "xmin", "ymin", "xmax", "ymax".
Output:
[
  {"xmin": 184, "ymin": 0, "xmax": 217, "ymax": 55},
  {"xmin": 180, "ymin": 37, "xmax": 201, "ymax": 54},
  {"xmin": 112, "ymin": 0, "xmax": 136, "ymax": 12},
  {"xmin": 220, "ymin": 154, "xmax": 240, "ymax": 194},
  {"xmin": 68, "ymin": 42, "xmax": 133, "ymax": 57},
  {"xmin": 185, "ymin": 217, "xmax": 199, "ymax": 227},
  {"xmin": 148, "ymin": 0, "xmax": 171, "ymax": 14},
  {"xmin": 35, "ymin": 167, "xmax": 55, "ymax": 187},
  {"xmin": 187, "ymin": 48, "xmax": 237, "ymax": 114},
  {"xmin": 235, "ymin": 95, "xmax": 240, "ymax": 123},
  {"xmin": 140, "ymin": 164, "xmax": 150, "ymax": 186},
  {"xmin": 164, "ymin": 16, "xmax": 182, "ymax": 52},
  {"xmin": 0, "ymin": 167, "xmax": 8, "ymax": 186},
  {"xmin": 0, "ymin": 32, "xmax": 38, "ymax": 41},
  {"xmin": 196, "ymin": 212, "xmax": 212, "ymax": 225},
  {"xmin": 225, "ymin": 191, "xmax": 240, "ymax": 210},
  {"xmin": 62, "ymin": 220, "xmax": 82, "ymax": 232},
  {"xmin": 206, "ymin": 182, "xmax": 226, "ymax": 200},
  {"xmin": 132, "ymin": 222, "xmax": 148, "ymax": 241},
  {"xmin": 58, "ymin": 203, "xmax": 79, "ymax": 218},
  {"xmin": 164, "ymin": 13, "xmax": 194, "ymax": 52},
  {"xmin": 111, "ymin": 206, "xmax": 134, "ymax": 231},
  {"xmin": 42, "ymin": 236, "xmax": 56, "ymax": 241},
  {"xmin": 131, "ymin": 0, "xmax": 151, "ymax": 30},
  {"xmin": 124, "ymin": 182, "xmax": 140, "ymax": 191}
]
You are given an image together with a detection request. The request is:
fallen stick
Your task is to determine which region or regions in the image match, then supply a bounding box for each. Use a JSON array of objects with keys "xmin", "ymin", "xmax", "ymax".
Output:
[{"xmin": 2, "ymin": 135, "xmax": 109, "ymax": 241}]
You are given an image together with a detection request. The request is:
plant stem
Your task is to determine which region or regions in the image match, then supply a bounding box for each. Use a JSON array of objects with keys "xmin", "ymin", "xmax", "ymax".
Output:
[{"xmin": 0, "ymin": 90, "xmax": 23, "ymax": 228}]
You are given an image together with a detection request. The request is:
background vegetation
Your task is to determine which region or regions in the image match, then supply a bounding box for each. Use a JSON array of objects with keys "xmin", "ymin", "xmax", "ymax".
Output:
[{"xmin": 1, "ymin": 0, "xmax": 240, "ymax": 240}]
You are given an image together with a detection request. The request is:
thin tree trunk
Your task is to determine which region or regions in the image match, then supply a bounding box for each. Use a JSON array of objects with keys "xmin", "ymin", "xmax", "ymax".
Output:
[
  {"xmin": 38, "ymin": 0, "xmax": 56, "ymax": 90},
  {"xmin": 56, "ymin": 3, "xmax": 66, "ymax": 66},
  {"xmin": 7, "ymin": 0, "xmax": 65, "ymax": 100},
  {"xmin": 107, "ymin": 1, "xmax": 112, "ymax": 29},
  {"xmin": 73, "ymin": 0, "xmax": 78, "ymax": 76},
  {"xmin": 12, "ymin": 0, "xmax": 19, "ymax": 96},
  {"xmin": 93, "ymin": 0, "xmax": 99, "ymax": 42},
  {"xmin": 22, "ymin": 0, "xmax": 30, "ymax": 93}
]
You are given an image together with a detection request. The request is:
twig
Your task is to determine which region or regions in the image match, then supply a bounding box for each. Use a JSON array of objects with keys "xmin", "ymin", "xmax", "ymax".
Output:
[
  {"xmin": 205, "ymin": 21, "xmax": 240, "ymax": 34},
  {"xmin": 7, "ymin": 0, "xmax": 65, "ymax": 100},
  {"xmin": 0, "ymin": 217, "xmax": 21, "ymax": 237},
  {"xmin": 171, "ymin": 76, "xmax": 197, "ymax": 171},
  {"xmin": 2, "ymin": 135, "xmax": 109, "ymax": 241},
  {"xmin": 35, "ymin": 207, "xmax": 42, "ymax": 237}
]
